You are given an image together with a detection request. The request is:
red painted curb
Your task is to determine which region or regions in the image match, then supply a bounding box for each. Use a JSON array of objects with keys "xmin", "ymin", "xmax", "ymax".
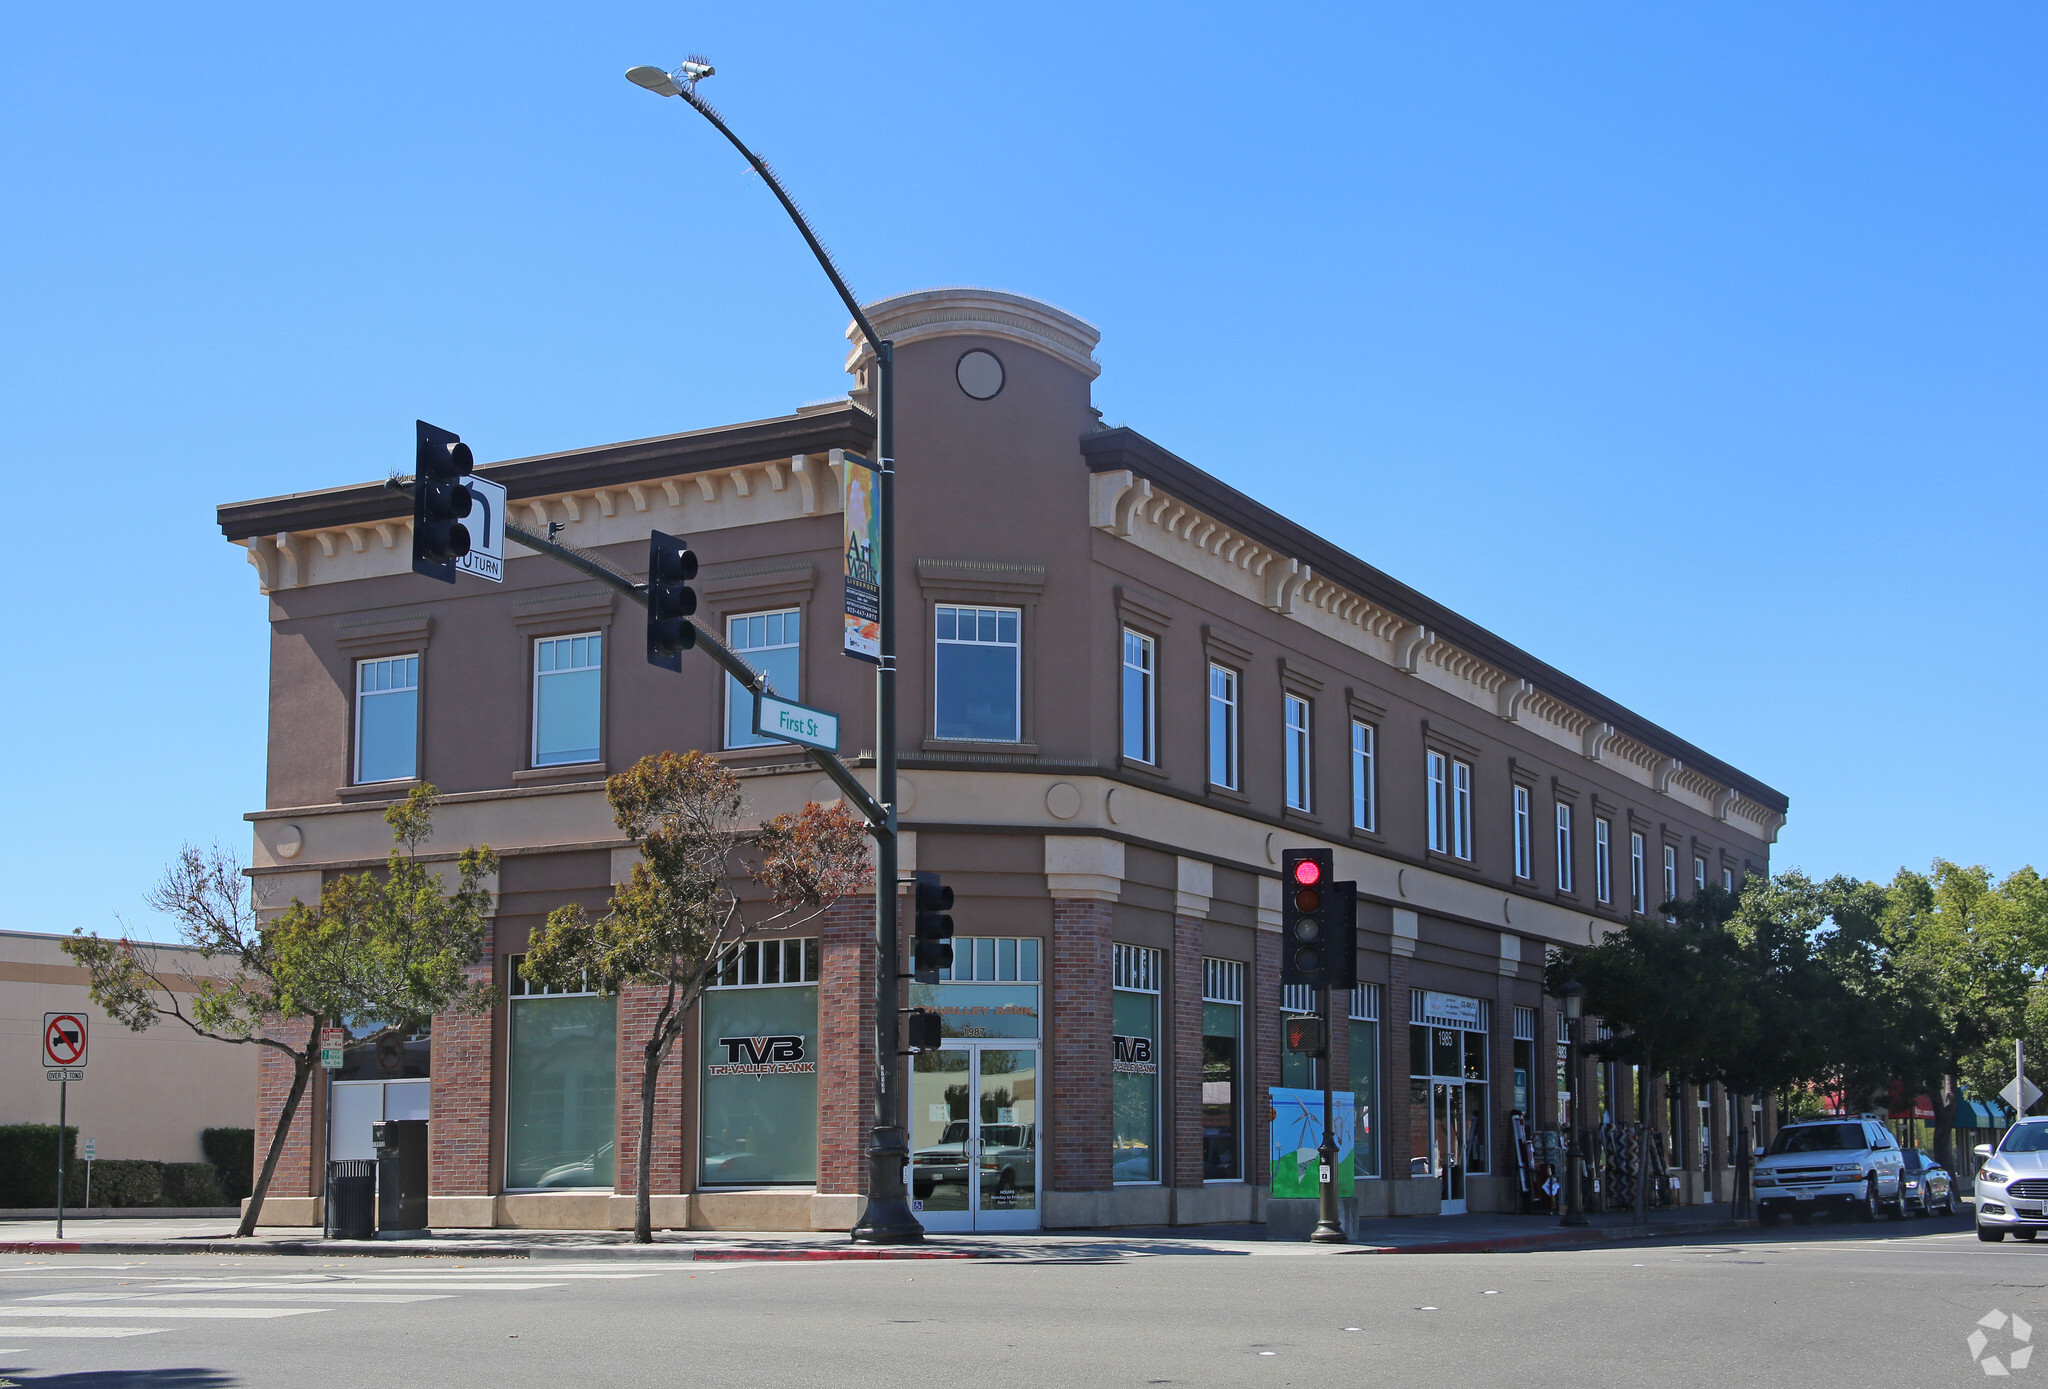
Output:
[
  {"xmin": 0, "ymin": 1243, "xmax": 81, "ymax": 1254},
  {"xmin": 691, "ymin": 1248, "xmax": 987, "ymax": 1262}
]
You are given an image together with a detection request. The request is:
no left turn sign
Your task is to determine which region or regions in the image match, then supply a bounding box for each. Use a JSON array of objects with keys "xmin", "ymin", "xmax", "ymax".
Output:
[{"xmin": 43, "ymin": 1013, "xmax": 87, "ymax": 1067}]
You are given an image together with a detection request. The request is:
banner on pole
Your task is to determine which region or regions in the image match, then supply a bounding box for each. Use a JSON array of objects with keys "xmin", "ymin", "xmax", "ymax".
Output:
[{"xmin": 842, "ymin": 453, "xmax": 881, "ymax": 663}]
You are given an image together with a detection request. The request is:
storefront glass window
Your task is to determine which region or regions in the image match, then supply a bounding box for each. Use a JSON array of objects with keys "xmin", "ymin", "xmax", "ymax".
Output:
[
  {"xmin": 1350, "ymin": 1019, "xmax": 1379, "ymax": 1179},
  {"xmin": 1112, "ymin": 944, "xmax": 1161, "ymax": 1184},
  {"xmin": 1202, "ymin": 1001, "xmax": 1240, "ymax": 1180},
  {"xmin": 701, "ymin": 938, "xmax": 819, "ymax": 1186},
  {"xmin": 505, "ymin": 966, "xmax": 616, "ymax": 1190},
  {"xmin": 1407, "ymin": 992, "xmax": 1489, "ymax": 1179}
]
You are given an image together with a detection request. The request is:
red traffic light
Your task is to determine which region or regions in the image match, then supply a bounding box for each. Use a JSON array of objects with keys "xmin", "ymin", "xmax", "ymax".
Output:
[{"xmin": 1293, "ymin": 858, "xmax": 1323, "ymax": 887}]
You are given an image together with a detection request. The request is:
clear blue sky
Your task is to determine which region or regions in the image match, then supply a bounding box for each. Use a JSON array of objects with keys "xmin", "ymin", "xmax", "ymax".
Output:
[{"xmin": 4, "ymin": 4, "xmax": 2041, "ymax": 940}]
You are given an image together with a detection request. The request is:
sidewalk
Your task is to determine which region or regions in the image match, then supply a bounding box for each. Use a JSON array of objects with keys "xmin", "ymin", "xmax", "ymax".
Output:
[{"xmin": 0, "ymin": 1203, "xmax": 1751, "ymax": 1261}]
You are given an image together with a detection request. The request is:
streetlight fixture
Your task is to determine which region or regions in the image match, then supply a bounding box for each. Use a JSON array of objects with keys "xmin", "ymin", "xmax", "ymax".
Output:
[
  {"xmin": 626, "ymin": 56, "xmax": 921, "ymax": 1244},
  {"xmin": 1559, "ymin": 979, "xmax": 1588, "ymax": 1227}
]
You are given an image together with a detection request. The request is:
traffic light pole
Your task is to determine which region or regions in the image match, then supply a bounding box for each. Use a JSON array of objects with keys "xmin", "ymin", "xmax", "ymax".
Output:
[{"xmin": 1311, "ymin": 982, "xmax": 1346, "ymax": 1244}]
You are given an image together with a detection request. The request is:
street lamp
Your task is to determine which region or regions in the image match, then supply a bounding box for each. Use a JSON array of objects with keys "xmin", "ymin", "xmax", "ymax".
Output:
[
  {"xmin": 1559, "ymin": 979, "xmax": 1588, "ymax": 1227},
  {"xmin": 627, "ymin": 57, "xmax": 921, "ymax": 1244}
]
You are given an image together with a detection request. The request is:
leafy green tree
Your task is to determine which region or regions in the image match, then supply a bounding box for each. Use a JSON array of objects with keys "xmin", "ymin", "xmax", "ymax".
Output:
[
  {"xmin": 520, "ymin": 751, "xmax": 870, "ymax": 1243},
  {"xmin": 64, "ymin": 787, "xmax": 495, "ymax": 1236}
]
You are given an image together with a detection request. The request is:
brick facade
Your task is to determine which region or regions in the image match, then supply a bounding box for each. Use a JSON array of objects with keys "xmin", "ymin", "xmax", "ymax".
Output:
[
  {"xmin": 428, "ymin": 924, "xmax": 494, "ymax": 1199},
  {"xmin": 1251, "ymin": 928, "xmax": 1280, "ymax": 1189},
  {"xmin": 254, "ymin": 1017, "xmax": 321, "ymax": 1199},
  {"xmin": 612, "ymin": 980, "xmax": 686, "ymax": 1197},
  {"xmin": 1384, "ymin": 954, "xmax": 1413, "ymax": 1181},
  {"xmin": 1050, "ymin": 897, "xmax": 1112, "ymax": 1192},
  {"xmin": 817, "ymin": 893, "xmax": 876, "ymax": 1195},
  {"xmin": 1169, "ymin": 914, "xmax": 1204, "ymax": 1189}
]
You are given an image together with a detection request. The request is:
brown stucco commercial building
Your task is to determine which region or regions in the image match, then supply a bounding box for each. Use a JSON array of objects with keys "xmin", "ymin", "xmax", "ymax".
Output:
[{"xmin": 219, "ymin": 289, "xmax": 1785, "ymax": 1233}]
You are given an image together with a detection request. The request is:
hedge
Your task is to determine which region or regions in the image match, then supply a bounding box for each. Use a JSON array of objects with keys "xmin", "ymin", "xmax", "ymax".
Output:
[
  {"xmin": 201, "ymin": 1127, "xmax": 254, "ymax": 1201},
  {"xmin": 0, "ymin": 1126, "xmax": 234, "ymax": 1208},
  {"xmin": 0, "ymin": 1125, "xmax": 76, "ymax": 1206}
]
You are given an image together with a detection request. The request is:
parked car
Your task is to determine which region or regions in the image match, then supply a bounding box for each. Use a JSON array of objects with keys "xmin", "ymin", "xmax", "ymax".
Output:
[
  {"xmin": 1975, "ymin": 1119, "xmax": 2048, "ymax": 1241},
  {"xmin": 1752, "ymin": 1117, "xmax": 1907, "ymax": 1225},
  {"xmin": 1899, "ymin": 1148, "xmax": 1954, "ymax": 1217}
]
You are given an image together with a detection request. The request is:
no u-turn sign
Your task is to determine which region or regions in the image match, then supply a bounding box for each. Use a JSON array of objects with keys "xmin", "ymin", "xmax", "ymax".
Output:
[{"xmin": 43, "ymin": 1013, "xmax": 87, "ymax": 1068}]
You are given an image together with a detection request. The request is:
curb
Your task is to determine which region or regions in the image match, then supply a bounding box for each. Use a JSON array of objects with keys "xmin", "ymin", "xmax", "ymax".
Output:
[
  {"xmin": 1352, "ymin": 1218, "xmax": 1756, "ymax": 1255},
  {"xmin": 0, "ymin": 1239, "xmax": 989, "ymax": 1261}
]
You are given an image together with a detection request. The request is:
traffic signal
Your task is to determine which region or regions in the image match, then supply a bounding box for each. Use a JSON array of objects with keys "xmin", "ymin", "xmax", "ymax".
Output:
[
  {"xmin": 1284, "ymin": 1015, "xmax": 1326, "ymax": 1054},
  {"xmin": 911, "ymin": 871, "xmax": 955, "ymax": 983},
  {"xmin": 1328, "ymin": 879, "xmax": 1358, "ymax": 990},
  {"xmin": 1280, "ymin": 849, "xmax": 1335, "ymax": 988},
  {"xmin": 412, "ymin": 420, "xmax": 474, "ymax": 582},
  {"xmin": 646, "ymin": 530, "xmax": 699, "ymax": 672},
  {"xmin": 906, "ymin": 1009, "xmax": 942, "ymax": 1052}
]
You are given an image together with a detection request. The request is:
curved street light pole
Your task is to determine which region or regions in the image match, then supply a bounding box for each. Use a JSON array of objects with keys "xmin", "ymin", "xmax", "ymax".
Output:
[{"xmin": 628, "ymin": 58, "xmax": 921, "ymax": 1244}]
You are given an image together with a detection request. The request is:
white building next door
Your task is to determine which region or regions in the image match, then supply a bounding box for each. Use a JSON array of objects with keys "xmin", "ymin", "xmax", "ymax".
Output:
[{"xmin": 909, "ymin": 1044, "xmax": 1040, "ymax": 1232}]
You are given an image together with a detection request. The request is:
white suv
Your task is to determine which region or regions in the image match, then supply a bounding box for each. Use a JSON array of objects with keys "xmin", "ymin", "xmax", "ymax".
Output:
[
  {"xmin": 1753, "ymin": 1117, "xmax": 1907, "ymax": 1225},
  {"xmin": 1974, "ymin": 1119, "xmax": 2048, "ymax": 1241}
]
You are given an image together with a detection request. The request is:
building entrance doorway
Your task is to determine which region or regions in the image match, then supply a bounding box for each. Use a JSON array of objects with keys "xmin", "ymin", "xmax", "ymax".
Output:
[
  {"xmin": 1432, "ymin": 1082, "xmax": 1468, "ymax": 1214},
  {"xmin": 909, "ymin": 1044, "xmax": 1040, "ymax": 1232}
]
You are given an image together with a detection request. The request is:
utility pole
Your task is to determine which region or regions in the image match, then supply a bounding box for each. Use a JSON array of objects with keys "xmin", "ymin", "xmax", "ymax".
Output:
[{"xmin": 625, "ymin": 57, "xmax": 922, "ymax": 1241}]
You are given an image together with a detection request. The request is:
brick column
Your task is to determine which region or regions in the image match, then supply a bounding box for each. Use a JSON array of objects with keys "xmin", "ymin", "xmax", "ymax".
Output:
[
  {"xmin": 1051, "ymin": 897, "xmax": 1113, "ymax": 1193},
  {"xmin": 429, "ymin": 923, "xmax": 494, "ymax": 1218},
  {"xmin": 1170, "ymin": 915, "xmax": 1205, "ymax": 1190},
  {"xmin": 254, "ymin": 1018, "xmax": 321, "ymax": 1217},
  {"xmin": 1385, "ymin": 948, "xmax": 1415, "ymax": 1191},
  {"xmin": 1251, "ymin": 929, "xmax": 1281, "ymax": 1190},
  {"xmin": 817, "ymin": 893, "xmax": 875, "ymax": 1195},
  {"xmin": 613, "ymin": 981, "xmax": 686, "ymax": 1200}
]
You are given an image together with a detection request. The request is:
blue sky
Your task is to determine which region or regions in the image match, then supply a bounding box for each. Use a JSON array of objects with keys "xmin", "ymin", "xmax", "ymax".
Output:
[{"xmin": 3, "ymin": 4, "xmax": 2041, "ymax": 940}]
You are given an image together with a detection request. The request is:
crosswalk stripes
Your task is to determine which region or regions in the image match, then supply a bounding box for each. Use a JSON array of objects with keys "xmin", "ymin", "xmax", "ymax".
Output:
[{"xmin": 0, "ymin": 1261, "xmax": 673, "ymax": 1340}]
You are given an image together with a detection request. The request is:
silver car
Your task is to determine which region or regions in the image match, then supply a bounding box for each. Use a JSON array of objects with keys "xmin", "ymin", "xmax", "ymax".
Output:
[
  {"xmin": 1976, "ymin": 1120, "xmax": 2048, "ymax": 1241},
  {"xmin": 1900, "ymin": 1148, "xmax": 1954, "ymax": 1217}
]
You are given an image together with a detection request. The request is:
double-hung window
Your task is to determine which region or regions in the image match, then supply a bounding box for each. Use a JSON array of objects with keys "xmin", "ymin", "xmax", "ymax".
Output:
[
  {"xmin": 725, "ymin": 609, "xmax": 801, "ymax": 749},
  {"xmin": 1555, "ymin": 802, "xmax": 1574, "ymax": 893},
  {"xmin": 533, "ymin": 633, "xmax": 602, "ymax": 767},
  {"xmin": 1723, "ymin": 867, "xmax": 1736, "ymax": 893},
  {"xmin": 1426, "ymin": 752, "xmax": 1472, "ymax": 859},
  {"xmin": 1208, "ymin": 665, "xmax": 1239, "ymax": 789},
  {"xmin": 1663, "ymin": 845, "xmax": 1678, "ymax": 913},
  {"xmin": 934, "ymin": 605, "xmax": 1020, "ymax": 742},
  {"xmin": 354, "ymin": 654, "xmax": 419, "ymax": 784},
  {"xmin": 1351, "ymin": 721, "xmax": 1376, "ymax": 831},
  {"xmin": 1694, "ymin": 856, "xmax": 1707, "ymax": 895},
  {"xmin": 1512, "ymin": 786, "xmax": 1532, "ymax": 879},
  {"xmin": 1122, "ymin": 629, "xmax": 1155, "ymax": 764},
  {"xmin": 1283, "ymin": 695, "xmax": 1312, "ymax": 811},
  {"xmin": 1630, "ymin": 832, "xmax": 1647, "ymax": 914},
  {"xmin": 1595, "ymin": 818, "xmax": 1613, "ymax": 903}
]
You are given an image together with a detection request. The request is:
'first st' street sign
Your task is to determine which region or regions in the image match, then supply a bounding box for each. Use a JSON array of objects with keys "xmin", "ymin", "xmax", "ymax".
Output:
[{"xmin": 43, "ymin": 1012, "xmax": 87, "ymax": 1068}]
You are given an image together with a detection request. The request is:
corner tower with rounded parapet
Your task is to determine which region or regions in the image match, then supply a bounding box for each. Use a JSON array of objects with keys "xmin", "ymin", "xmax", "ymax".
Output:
[{"xmin": 843, "ymin": 287, "xmax": 1102, "ymax": 410}]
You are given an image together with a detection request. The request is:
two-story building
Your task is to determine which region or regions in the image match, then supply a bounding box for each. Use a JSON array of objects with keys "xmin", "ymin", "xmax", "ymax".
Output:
[{"xmin": 219, "ymin": 288, "xmax": 1785, "ymax": 1233}]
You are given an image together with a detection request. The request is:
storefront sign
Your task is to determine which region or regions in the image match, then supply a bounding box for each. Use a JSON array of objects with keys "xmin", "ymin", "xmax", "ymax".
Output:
[
  {"xmin": 841, "ymin": 453, "xmax": 881, "ymax": 662},
  {"xmin": 1420, "ymin": 991, "xmax": 1483, "ymax": 1029},
  {"xmin": 1267, "ymin": 1086, "xmax": 1355, "ymax": 1199},
  {"xmin": 907, "ymin": 983, "xmax": 1040, "ymax": 1039},
  {"xmin": 1112, "ymin": 1035, "xmax": 1156, "ymax": 1075},
  {"xmin": 708, "ymin": 1034, "xmax": 815, "ymax": 1076}
]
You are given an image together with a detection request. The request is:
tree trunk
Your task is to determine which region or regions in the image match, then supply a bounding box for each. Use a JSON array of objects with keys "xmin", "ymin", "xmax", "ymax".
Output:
[
  {"xmin": 1933, "ymin": 1070, "xmax": 1957, "ymax": 1174},
  {"xmin": 239, "ymin": 1019, "xmax": 319, "ymax": 1238},
  {"xmin": 1733, "ymin": 1101, "xmax": 1751, "ymax": 1220},
  {"xmin": 1635, "ymin": 1063, "xmax": 1650, "ymax": 1226},
  {"xmin": 636, "ymin": 1029, "xmax": 663, "ymax": 1245}
]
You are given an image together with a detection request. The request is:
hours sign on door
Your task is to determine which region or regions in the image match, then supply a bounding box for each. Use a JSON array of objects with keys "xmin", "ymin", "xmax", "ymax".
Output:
[{"xmin": 43, "ymin": 1012, "xmax": 87, "ymax": 1067}]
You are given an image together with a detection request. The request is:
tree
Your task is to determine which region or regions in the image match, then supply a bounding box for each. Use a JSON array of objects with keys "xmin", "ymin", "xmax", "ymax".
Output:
[
  {"xmin": 519, "ymin": 751, "xmax": 870, "ymax": 1244},
  {"xmin": 64, "ymin": 786, "xmax": 496, "ymax": 1236}
]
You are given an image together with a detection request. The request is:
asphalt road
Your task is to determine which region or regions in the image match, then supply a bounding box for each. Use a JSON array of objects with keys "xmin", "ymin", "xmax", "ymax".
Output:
[{"xmin": 0, "ymin": 1213, "xmax": 2037, "ymax": 1388}]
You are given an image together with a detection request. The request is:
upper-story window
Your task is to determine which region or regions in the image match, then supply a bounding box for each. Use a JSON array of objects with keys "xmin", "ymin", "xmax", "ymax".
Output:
[
  {"xmin": 533, "ymin": 633, "xmax": 602, "ymax": 767},
  {"xmin": 1630, "ymin": 832, "xmax": 1647, "ymax": 914},
  {"xmin": 1122, "ymin": 629, "xmax": 1155, "ymax": 764},
  {"xmin": 726, "ymin": 609, "xmax": 801, "ymax": 750},
  {"xmin": 934, "ymin": 605, "xmax": 1020, "ymax": 742},
  {"xmin": 1555, "ymin": 802, "xmax": 1575, "ymax": 894},
  {"xmin": 354, "ymin": 655, "xmax": 419, "ymax": 784},
  {"xmin": 1723, "ymin": 866, "xmax": 1736, "ymax": 893},
  {"xmin": 1512, "ymin": 786, "xmax": 1532, "ymax": 879},
  {"xmin": 1663, "ymin": 845, "xmax": 1678, "ymax": 911},
  {"xmin": 1284, "ymin": 695, "xmax": 1312, "ymax": 811},
  {"xmin": 1208, "ymin": 664, "xmax": 1239, "ymax": 790},
  {"xmin": 1351, "ymin": 721, "xmax": 1377, "ymax": 832},
  {"xmin": 1595, "ymin": 818, "xmax": 1613, "ymax": 903},
  {"xmin": 1428, "ymin": 752, "xmax": 1473, "ymax": 860},
  {"xmin": 1694, "ymin": 856, "xmax": 1707, "ymax": 895}
]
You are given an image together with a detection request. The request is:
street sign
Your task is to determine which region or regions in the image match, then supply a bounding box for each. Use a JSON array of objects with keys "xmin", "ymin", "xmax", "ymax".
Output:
[
  {"xmin": 320, "ymin": 1026, "xmax": 345, "ymax": 1070},
  {"xmin": 82, "ymin": 1138, "xmax": 95, "ymax": 1162},
  {"xmin": 2003, "ymin": 1075, "xmax": 2043, "ymax": 1113},
  {"xmin": 454, "ymin": 475, "xmax": 506, "ymax": 583},
  {"xmin": 42, "ymin": 1012, "xmax": 87, "ymax": 1068},
  {"xmin": 46, "ymin": 1068, "xmax": 84, "ymax": 1082},
  {"xmin": 753, "ymin": 692, "xmax": 840, "ymax": 752}
]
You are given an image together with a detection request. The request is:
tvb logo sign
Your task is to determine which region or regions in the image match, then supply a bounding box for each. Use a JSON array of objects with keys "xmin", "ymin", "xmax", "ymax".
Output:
[
  {"xmin": 1112, "ymin": 1034, "xmax": 1156, "ymax": 1075},
  {"xmin": 707, "ymin": 1034, "xmax": 817, "ymax": 1077}
]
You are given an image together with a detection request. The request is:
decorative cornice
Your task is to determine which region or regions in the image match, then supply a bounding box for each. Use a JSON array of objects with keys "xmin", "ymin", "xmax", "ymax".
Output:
[{"xmin": 844, "ymin": 288, "xmax": 1102, "ymax": 382}]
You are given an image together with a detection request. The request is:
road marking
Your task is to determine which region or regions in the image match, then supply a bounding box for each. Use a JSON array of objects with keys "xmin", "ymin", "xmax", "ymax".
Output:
[
  {"xmin": 0, "ymin": 1327, "xmax": 168, "ymax": 1338},
  {"xmin": 29, "ymin": 1292, "xmax": 454, "ymax": 1304},
  {"xmin": 0, "ymin": 1306, "xmax": 322, "ymax": 1319}
]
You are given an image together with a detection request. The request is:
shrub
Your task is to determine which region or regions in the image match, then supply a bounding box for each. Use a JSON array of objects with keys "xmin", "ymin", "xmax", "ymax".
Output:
[
  {"xmin": 87, "ymin": 1160, "xmax": 163, "ymax": 1208},
  {"xmin": 160, "ymin": 1162, "xmax": 227, "ymax": 1208},
  {"xmin": 201, "ymin": 1128, "xmax": 255, "ymax": 1201},
  {"xmin": 0, "ymin": 1125, "xmax": 75, "ymax": 1207}
]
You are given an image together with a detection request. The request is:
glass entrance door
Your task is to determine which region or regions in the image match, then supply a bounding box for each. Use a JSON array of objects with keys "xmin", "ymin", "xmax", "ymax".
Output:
[
  {"xmin": 1434, "ymin": 1081, "xmax": 1467, "ymax": 1213},
  {"xmin": 910, "ymin": 1044, "xmax": 1040, "ymax": 1232}
]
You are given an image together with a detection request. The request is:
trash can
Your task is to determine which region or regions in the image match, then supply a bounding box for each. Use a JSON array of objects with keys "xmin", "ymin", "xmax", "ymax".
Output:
[
  {"xmin": 372, "ymin": 1120, "xmax": 429, "ymax": 1236},
  {"xmin": 327, "ymin": 1160, "xmax": 377, "ymax": 1241}
]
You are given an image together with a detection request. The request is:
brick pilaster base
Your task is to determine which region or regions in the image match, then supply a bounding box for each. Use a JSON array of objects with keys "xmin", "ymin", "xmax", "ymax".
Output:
[
  {"xmin": 1252, "ymin": 929, "xmax": 1280, "ymax": 1190},
  {"xmin": 1170, "ymin": 915, "xmax": 1204, "ymax": 1189},
  {"xmin": 614, "ymin": 981, "xmax": 686, "ymax": 1196},
  {"xmin": 1385, "ymin": 956, "xmax": 1413, "ymax": 1181},
  {"xmin": 430, "ymin": 925, "xmax": 494, "ymax": 1200},
  {"xmin": 1051, "ymin": 897, "xmax": 1113, "ymax": 1193},
  {"xmin": 255, "ymin": 1016, "xmax": 320, "ymax": 1199},
  {"xmin": 818, "ymin": 894, "xmax": 876, "ymax": 1195}
]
